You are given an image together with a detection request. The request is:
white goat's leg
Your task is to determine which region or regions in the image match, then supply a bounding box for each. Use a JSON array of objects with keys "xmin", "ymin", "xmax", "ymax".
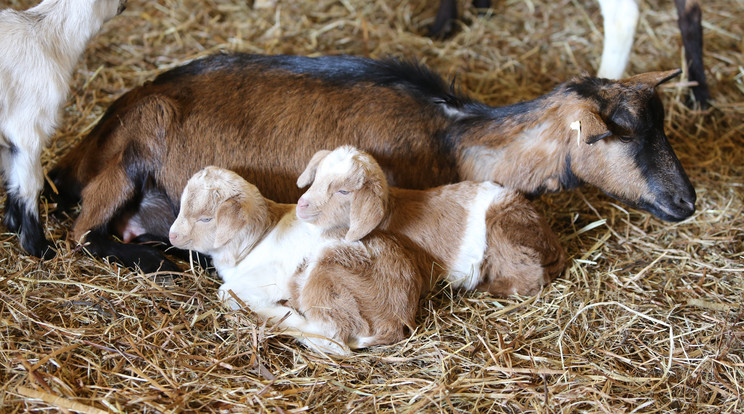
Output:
[
  {"xmin": 252, "ymin": 302, "xmax": 349, "ymax": 355},
  {"xmin": 1, "ymin": 133, "xmax": 55, "ymax": 258},
  {"xmin": 597, "ymin": 0, "xmax": 640, "ymax": 79},
  {"xmin": 221, "ymin": 286, "xmax": 349, "ymax": 355}
]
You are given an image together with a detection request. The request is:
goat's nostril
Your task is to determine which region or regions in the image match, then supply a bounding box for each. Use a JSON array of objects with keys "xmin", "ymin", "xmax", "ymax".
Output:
[
  {"xmin": 682, "ymin": 199, "xmax": 695, "ymax": 212},
  {"xmin": 168, "ymin": 231, "xmax": 178, "ymax": 243},
  {"xmin": 297, "ymin": 198, "xmax": 309, "ymax": 209},
  {"xmin": 677, "ymin": 195, "xmax": 695, "ymax": 211}
]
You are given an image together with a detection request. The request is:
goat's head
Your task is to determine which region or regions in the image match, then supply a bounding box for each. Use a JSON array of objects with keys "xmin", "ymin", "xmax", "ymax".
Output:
[
  {"xmin": 169, "ymin": 166, "xmax": 268, "ymax": 259},
  {"xmin": 296, "ymin": 146, "xmax": 389, "ymax": 242},
  {"xmin": 563, "ymin": 69, "xmax": 696, "ymax": 222}
]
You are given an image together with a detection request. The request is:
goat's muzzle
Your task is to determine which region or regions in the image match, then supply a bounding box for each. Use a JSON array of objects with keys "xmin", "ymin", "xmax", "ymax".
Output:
[
  {"xmin": 295, "ymin": 197, "xmax": 315, "ymax": 221},
  {"xmin": 649, "ymin": 187, "xmax": 696, "ymax": 222},
  {"xmin": 169, "ymin": 230, "xmax": 183, "ymax": 247}
]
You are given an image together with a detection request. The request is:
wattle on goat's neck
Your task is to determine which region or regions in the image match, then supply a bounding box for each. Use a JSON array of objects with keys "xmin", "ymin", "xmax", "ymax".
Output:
[{"xmin": 455, "ymin": 93, "xmax": 583, "ymax": 195}]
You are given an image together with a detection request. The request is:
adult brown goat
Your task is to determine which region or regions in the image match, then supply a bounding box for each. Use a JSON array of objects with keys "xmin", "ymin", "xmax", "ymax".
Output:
[{"xmin": 49, "ymin": 53, "xmax": 695, "ymax": 273}]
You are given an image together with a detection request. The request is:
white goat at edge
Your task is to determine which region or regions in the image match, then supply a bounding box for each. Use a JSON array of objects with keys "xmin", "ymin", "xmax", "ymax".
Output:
[{"xmin": 0, "ymin": 0, "xmax": 126, "ymax": 257}]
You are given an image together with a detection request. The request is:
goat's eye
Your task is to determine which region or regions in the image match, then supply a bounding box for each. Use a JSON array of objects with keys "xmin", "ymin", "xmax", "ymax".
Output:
[
  {"xmin": 337, "ymin": 190, "xmax": 350, "ymax": 195},
  {"xmin": 197, "ymin": 217, "xmax": 213, "ymax": 223},
  {"xmin": 618, "ymin": 135, "xmax": 634, "ymax": 143}
]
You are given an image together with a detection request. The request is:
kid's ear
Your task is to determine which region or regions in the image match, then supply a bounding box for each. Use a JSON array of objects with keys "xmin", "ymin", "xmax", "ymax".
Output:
[
  {"xmin": 297, "ymin": 150, "xmax": 331, "ymax": 188},
  {"xmin": 346, "ymin": 186, "xmax": 385, "ymax": 242},
  {"xmin": 214, "ymin": 196, "xmax": 246, "ymax": 248}
]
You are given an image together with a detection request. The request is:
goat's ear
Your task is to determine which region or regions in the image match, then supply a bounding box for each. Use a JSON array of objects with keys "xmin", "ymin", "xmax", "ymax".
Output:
[
  {"xmin": 626, "ymin": 69, "xmax": 682, "ymax": 89},
  {"xmin": 345, "ymin": 160, "xmax": 389, "ymax": 241},
  {"xmin": 214, "ymin": 196, "xmax": 246, "ymax": 248},
  {"xmin": 297, "ymin": 150, "xmax": 332, "ymax": 188},
  {"xmin": 578, "ymin": 111, "xmax": 612, "ymax": 145},
  {"xmin": 346, "ymin": 186, "xmax": 385, "ymax": 242}
]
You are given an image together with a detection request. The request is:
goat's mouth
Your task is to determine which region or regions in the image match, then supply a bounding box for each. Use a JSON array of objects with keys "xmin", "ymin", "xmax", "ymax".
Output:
[
  {"xmin": 296, "ymin": 209, "xmax": 319, "ymax": 221},
  {"xmin": 643, "ymin": 198, "xmax": 696, "ymax": 222},
  {"xmin": 608, "ymin": 192, "xmax": 696, "ymax": 222},
  {"xmin": 168, "ymin": 234, "xmax": 192, "ymax": 249},
  {"xmin": 171, "ymin": 241, "xmax": 192, "ymax": 250}
]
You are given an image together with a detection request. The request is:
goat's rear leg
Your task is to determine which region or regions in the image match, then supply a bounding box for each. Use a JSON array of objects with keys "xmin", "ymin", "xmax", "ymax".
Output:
[
  {"xmin": 478, "ymin": 200, "xmax": 565, "ymax": 296},
  {"xmin": 82, "ymin": 228, "xmax": 181, "ymax": 276},
  {"xmin": 1, "ymin": 144, "xmax": 55, "ymax": 258},
  {"xmin": 72, "ymin": 160, "xmax": 179, "ymax": 274}
]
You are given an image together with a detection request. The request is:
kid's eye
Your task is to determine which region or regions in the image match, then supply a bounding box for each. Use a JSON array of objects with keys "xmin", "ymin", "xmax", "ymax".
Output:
[
  {"xmin": 618, "ymin": 135, "xmax": 633, "ymax": 143},
  {"xmin": 337, "ymin": 190, "xmax": 350, "ymax": 195},
  {"xmin": 197, "ymin": 217, "xmax": 213, "ymax": 223}
]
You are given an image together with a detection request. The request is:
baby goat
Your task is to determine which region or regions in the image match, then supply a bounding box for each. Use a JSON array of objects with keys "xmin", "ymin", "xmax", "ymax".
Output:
[
  {"xmin": 297, "ymin": 146, "xmax": 564, "ymax": 297},
  {"xmin": 0, "ymin": 0, "xmax": 126, "ymax": 257},
  {"xmin": 50, "ymin": 53, "xmax": 695, "ymax": 273},
  {"xmin": 169, "ymin": 166, "xmax": 428, "ymax": 355}
]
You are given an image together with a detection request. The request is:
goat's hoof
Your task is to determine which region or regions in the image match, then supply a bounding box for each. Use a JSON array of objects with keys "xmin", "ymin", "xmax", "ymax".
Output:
[
  {"xmin": 39, "ymin": 243, "xmax": 57, "ymax": 260},
  {"xmin": 428, "ymin": 21, "xmax": 455, "ymax": 39},
  {"xmin": 22, "ymin": 238, "xmax": 57, "ymax": 260}
]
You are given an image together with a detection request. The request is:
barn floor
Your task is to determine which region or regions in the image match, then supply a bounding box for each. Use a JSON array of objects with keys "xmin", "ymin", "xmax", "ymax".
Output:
[{"xmin": 1, "ymin": 0, "xmax": 742, "ymax": 412}]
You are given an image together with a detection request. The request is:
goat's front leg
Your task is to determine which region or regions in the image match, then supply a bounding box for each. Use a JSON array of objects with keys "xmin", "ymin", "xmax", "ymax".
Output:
[
  {"xmin": 220, "ymin": 288, "xmax": 348, "ymax": 354},
  {"xmin": 1, "ymin": 140, "xmax": 55, "ymax": 258},
  {"xmin": 255, "ymin": 302, "xmax": 349, "ymax": 355}
]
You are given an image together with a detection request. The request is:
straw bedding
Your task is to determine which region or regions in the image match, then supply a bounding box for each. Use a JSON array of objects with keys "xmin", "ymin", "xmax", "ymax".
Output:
[{"xmin": 1, "ymin": 0, "xmax": 742, "ymax": 412}]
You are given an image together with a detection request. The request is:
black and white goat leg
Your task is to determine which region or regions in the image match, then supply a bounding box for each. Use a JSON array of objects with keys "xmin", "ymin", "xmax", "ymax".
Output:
[
  {"xmin": 1, "ymin": 140, "xmax": 55, "ymax": 258},
  {"xmin": 1, "ymin": 0, "xmax": 126, "ymax": 257},
  {"xmin": 675, "ymin": 0, "xmax": 709, "ymax": 108}
]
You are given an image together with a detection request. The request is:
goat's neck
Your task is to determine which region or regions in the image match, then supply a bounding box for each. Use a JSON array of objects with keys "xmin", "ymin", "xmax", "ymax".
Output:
[
  {"xmin": 455, "ymin": 90, "xmax": 583, "ymax": 195},
  {"xmin": 212, "ymin": 201, "xmax": 293, "ymax": 268},
  {"xmin": 30, "ymin": 0, "xmax": 107, "ymax": 74}
]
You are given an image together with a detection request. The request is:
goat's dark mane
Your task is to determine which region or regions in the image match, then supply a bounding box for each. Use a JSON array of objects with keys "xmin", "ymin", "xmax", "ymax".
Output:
[
  {"xmin": 150, "ymin": 52, "xmax": 581, "ymax": 125},
  {"xmin": 153, "ymin": 52, "xmax": 478, "ymax": 108}
]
